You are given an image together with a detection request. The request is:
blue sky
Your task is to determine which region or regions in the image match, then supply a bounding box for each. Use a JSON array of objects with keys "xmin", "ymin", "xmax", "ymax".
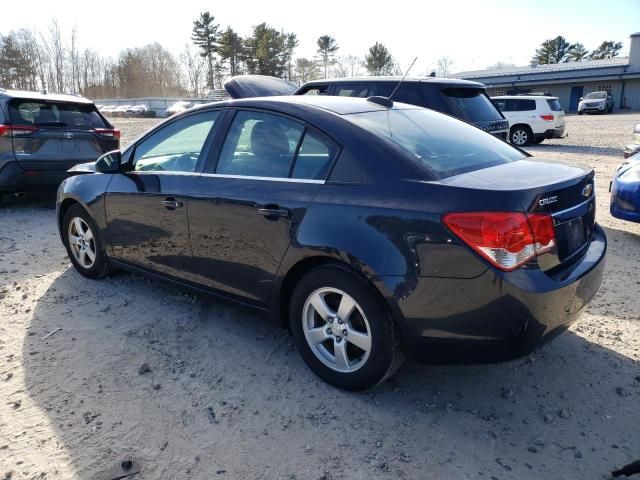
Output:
[{"xmin": 2, "ymin": 0, "xmax": 639, "ymax": 74}]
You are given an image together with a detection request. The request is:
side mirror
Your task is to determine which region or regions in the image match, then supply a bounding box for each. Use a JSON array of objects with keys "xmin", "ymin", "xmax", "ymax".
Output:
[
  {"xmin": 579, "ymin": 97, "xmax": 583, "ymax": 101},
  {"xmin": 95, "ymin": 150, "xmax": 122, "ymax": 173}
]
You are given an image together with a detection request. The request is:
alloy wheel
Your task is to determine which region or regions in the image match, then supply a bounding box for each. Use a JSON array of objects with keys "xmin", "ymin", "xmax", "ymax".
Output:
[
  {"xmin": 512, "ymin": 129, "xmax": 528, "ymax": 146},
  {"xmin": 67, "ymin": 217, "xmax": 96, "ymax": 269},
  {"xmin": 302, "ymin": 287, "xmax": 372, "ymax": 373}
]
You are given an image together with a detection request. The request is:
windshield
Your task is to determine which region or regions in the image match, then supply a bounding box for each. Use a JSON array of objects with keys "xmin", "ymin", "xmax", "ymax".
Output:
[
  {"xmin": 440, "ymin": 88, "xmax": 503, "ymax": 123},
  {"xmin": 585, "ymin": 91, "xmax": 607, "ymax": 100},
  {"xmin": 346, "ymin": 108, "xmax": 525, "ymax": 178}
]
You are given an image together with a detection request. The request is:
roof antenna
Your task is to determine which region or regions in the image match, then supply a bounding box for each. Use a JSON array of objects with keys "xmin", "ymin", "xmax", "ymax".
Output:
[
  {"xmin": 388, "ymin": 57, "xmax": 418, "ymax": 101},
  {"xmin": 366, "ymin": 57, "xmax": 418, "ymax": 108}
]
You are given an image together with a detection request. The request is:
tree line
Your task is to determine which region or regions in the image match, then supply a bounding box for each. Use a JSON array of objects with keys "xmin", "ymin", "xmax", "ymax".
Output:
[
  {"xmin": 531, "ymin": 36, "xmax": 623, "ymax": 65},
  {"xmin": 0, "ymin": 13, "xmax": 403, "ymax": 99}
]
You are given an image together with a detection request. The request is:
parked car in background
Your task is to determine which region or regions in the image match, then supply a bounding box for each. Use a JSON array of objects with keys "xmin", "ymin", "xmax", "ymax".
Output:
[
  {"xmin": 56, "ymin": 95, "xmax": 605, "ymax": 390},
  {"xmin": 491, "ymin": 95, "xmax": 566, "ymax": 146},
  {"xmin": 126, "ymin": 104, "xmax": 156, "ymax": 118},
  {"xmin": 623, "ymin": 124, "xmax": 640, "ymax": 158},
  {"xmin": 100, "ymin": 105, "xmax": 117, "ymax": 116},
  {"xmin": 610, "ymin": 154, "xmax": 640, "ymax": 223},
  {"xmin": 165, "ymin": 101, "xmax": 194, "ymax": 117},
  {"xmin": 224, "ymin": 75, "xmax": 511, "ymax": 140},
  {"xmin": 578, "ymin": 91, "xmax": 613, "ymax": 114},
  {"xmin": 112, "ymin": 105, "xmax": 132, "ymax": 118},
  {"xmin": 0, "ymin": 89, "xmax": 119, "ymax": 202}
]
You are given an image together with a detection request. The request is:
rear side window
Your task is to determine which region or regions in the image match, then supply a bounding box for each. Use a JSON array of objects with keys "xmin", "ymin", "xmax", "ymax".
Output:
[
  {"xmin": 292, "ymin": 130, "xmax": 339, "ymax": 180},
  {"xmin": 299, "ymin": 85, "xmax": 329, "ymax": 95},
  {"xmin": 8, "ymin": 100, "xmax": 107, "ymax": 129},
  {"xmin": 333, "ymin": 84, "xmax": 371, "ymax": 98},
  {"xmin": 346, "ymin": 108, "xmax": 524, "ymax": 178},
  {"xmin": 546, "ymin": 99, "xmax": 562, "ymax": 111},
  {"xmin": 441, "ymin": 88, "xmax": 503, "ymax": 122},
  {"xmin": 378, "ymin": 83, "xmax": 426, "ymax": 108},
  {"xmin": 516, "ymin": 99, "xmax": 536, "ymax": 111},
  {"xmin": 216, "ymin": 111, "xmax": 305, "ymax": 178}
]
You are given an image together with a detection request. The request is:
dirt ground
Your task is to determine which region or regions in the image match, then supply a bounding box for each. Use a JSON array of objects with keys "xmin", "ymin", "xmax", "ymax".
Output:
[{"xmin": 1, "ymin": 113, "xmax": 640, "ymax": 480}]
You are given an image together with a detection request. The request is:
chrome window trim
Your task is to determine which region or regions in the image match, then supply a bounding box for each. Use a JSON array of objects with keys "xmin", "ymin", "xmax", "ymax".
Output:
[{"xmin": 127, "ymin": 170, "xmax": 325, "ymax": 184}]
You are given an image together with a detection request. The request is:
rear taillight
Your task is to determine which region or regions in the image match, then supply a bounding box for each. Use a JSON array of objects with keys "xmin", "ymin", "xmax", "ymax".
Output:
[
  {"xmin": 0, "ymin": 124, "xmax": 38, "ymax": 137},
  {"xmin": 443, "ymin": 212, "xmax": 556, "ymax": 271},
  {"xmin": 94, "ymin": 128, "xmax": 121, "ymax": 140},
  {"xmin": 539, "ymin": 114, "xmax": 555, "ymax": 122}
]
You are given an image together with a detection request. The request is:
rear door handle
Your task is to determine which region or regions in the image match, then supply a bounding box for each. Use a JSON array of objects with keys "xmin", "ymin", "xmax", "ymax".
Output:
[
  {"xmin": 162, "ymin": 198, "xmax": 183, "ymax": 209},
  {"xmin": 257, "ymin": 207, "xmax": 289, "ymax": 218}
]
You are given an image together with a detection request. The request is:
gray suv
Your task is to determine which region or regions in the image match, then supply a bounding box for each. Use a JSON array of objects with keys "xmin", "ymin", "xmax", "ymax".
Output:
[
  {"xmin": 0, "ymin": 89, "xmax": 119, "ymax": 201},
  {"xmin": 578, "ymin": 91, "xmax": 614, "ymax": 114}
]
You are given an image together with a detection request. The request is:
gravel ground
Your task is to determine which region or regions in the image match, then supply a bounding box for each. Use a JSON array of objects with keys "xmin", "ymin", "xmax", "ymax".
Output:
[{"xmin": 1, "ymin": 113, "xmax": 640, "ymax": 480}]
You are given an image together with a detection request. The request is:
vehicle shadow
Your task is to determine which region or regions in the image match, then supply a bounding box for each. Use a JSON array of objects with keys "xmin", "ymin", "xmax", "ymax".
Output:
[
  {"xmin": 18, "ymin": 266, "xmax": 640, "ymax": 479},
  {"xmin": 526, "ymin": 143, "xmax": 623, "ymax": 157}
]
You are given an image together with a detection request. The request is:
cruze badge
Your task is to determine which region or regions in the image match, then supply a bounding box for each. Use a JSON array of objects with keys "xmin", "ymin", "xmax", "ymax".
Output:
[
  {"xmin": 582, "ymin": 184, "xmax": 593, "ymax": 198},
  {"xmin": 539, "ymin": 196, "xmax": 558, "ymax": 207}
]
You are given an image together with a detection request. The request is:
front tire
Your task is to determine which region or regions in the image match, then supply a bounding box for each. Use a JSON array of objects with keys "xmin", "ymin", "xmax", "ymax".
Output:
[
  {"xmin": 510, "ymin": 126, "xmax": 531, "ymax": 146},
  {"xmin": 289, "ymin": 264, "xmax": 403, "ymax": 390},
  {"xmin": 62, "ymin": 204, "xmax": 111, "ymax": 279}
]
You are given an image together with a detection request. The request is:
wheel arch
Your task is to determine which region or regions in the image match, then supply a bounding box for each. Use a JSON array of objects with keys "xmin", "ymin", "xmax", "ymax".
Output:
[{"xmin": 272, "ymin": 251, "xmax": 405, "ymax": 332}]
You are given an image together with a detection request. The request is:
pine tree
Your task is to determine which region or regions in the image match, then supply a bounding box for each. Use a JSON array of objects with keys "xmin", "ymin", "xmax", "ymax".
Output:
[
  {"xmin": 589, "ymin": 41, "xmax": 623, "ymax": 60},
  {"xmin": 365, "ymin": 42, "xmax": 394, "ymax": 75},
  {"xmin": 316, "ymin": 35, "xmax": 339, "ymax": 78},
  {"xmin": 191, "ymin": 12, "xmax": 219, "ymax": 89}
]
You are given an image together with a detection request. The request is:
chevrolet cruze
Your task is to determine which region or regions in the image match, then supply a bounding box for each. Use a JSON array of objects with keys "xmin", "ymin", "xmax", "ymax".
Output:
[{"xmin": 56, "ymin": 95, "xmax": 606, "ymax": 390}]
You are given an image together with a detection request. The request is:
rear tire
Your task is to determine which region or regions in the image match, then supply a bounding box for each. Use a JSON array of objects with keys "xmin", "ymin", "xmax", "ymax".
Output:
[
  {"xmin": 62, "ymin": 204, "xmax": 111, "ymax": 279},
  {"xmin": 510, "ymin": 126, "xmax": 532, "ymax": 146},
  {"xmin": 289, "ymin": 264, "xmax": 403, "ymax": 390}
]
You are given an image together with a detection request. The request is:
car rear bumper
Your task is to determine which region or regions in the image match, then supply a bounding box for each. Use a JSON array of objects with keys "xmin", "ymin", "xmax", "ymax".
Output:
[
  {"xmin": 535, "ymin": 127, "xmax": 565, "ymax": 140},
  {"xmin": 0, "ymin": 160, "xmax": 77, "ymax": 192},
  {"xmin": 382, "ymin": 224, "xmax": 606, "ymax": 363}
]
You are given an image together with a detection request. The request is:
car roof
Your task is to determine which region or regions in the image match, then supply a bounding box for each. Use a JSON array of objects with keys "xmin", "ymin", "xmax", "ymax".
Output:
[
  {"xmin": 0, "ymin": 88, "xmax": 94, "ymax": 104},
  {"xmin": 300, "ymin": 76, "xmax": 486, "ymax": 89},
  {"xmin": 491, "ymin": 95, "xmax": 559, "ymax": 100},
  {"xmin": 195, "ymin": 95, "xmax": 421, "ymax": 116}
]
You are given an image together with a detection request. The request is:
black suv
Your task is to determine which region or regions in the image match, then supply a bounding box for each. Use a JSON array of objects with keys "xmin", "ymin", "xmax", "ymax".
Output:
[
  {"xmin": 0, "ymin": 89, "xmax": 119, "ymax": 201},
  {"xmin": 294, "ymin": 77, "xmax": 510, "ymax": 140}
]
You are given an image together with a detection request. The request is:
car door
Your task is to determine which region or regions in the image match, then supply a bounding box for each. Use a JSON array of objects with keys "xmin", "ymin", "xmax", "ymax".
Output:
[
  {"xmin": 188, "ymin": 109, "xmax": 340, "ymax": 305},
  {"xmin": 104, "ymin": 109, "xmax": 224, "ymax": 279}
]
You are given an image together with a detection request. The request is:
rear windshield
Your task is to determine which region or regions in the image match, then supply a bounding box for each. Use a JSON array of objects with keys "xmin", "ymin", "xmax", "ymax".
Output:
[
  {"xmin": 9, "ymin": 99, "xmax": 107, "ymax": 128},
  {"xmin": 346, "ymin": 108, "xmax": 525, "ymax": 178},
  {"xmin": 546, "ymin": 99, "xmax": 562, "ymax": 111},
  {"xmin": 441, "ymin": 88, "xmax": 503, "ymax": 123}
]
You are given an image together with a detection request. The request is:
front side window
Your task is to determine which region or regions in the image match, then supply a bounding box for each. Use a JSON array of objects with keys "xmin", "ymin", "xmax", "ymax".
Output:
[
  {"xmin": 133, "ymin": 111, "xmax": 220, "ymax": 172},
  {"xmin": 346, "ymin": 108, "xmax": 525, "ymax": 179},
  {"xmin": 216, "ymin": 111, "xmax": 304, "ymax": 178}
]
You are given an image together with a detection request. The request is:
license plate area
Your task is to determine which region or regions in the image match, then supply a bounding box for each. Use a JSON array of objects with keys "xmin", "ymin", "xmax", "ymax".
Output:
[
  {"xmin": 554, "ymin": 201, "xmax": 595, "ymax": 260},
  {"xmin": 60, "ymin": 139, "xmax": 77, "ymax": 152}
]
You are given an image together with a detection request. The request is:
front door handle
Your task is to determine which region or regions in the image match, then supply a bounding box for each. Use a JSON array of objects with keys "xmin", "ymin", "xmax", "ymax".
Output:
[
  {"xmin": 162, "ymin": 198, "xmax": 183, "ymax": 209},
  {"xmin": 257, "ymin": 207, "xmax": 289, "ymax": 218}
]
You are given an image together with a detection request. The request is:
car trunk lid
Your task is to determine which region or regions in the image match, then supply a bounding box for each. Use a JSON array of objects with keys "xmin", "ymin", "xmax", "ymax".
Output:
[{"xmin": 441, "ymin": 159, "xmax": 596, "ymax": 271}]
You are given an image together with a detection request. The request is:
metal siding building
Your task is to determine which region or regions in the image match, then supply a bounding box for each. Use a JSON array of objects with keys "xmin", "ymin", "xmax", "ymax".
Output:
[{"xmin": 455, "ymin": 33, "xmax": 640, "ymax": 113}]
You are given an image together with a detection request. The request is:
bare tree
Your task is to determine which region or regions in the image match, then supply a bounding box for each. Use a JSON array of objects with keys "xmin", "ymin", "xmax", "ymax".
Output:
[
  {"xmin": 180, "ymin": 43, "xmax": 205, "ymax": 97},
  {"xmin": 436, "ymin": 56, "xmax": 454, "ymax": 77},
  {"xmin": 46, "ymin": 20, "xmax": 66, "ymax": 92}
]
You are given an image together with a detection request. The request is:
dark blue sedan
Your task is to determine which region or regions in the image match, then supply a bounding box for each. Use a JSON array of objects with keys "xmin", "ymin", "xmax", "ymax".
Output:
[
  {"xmin": 611, "ymin": 154, "xmax": 640, "ymax": 222},
  {"xmin": 56, "ymin": 95, "xmax": 606, "ymax": 390}
]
